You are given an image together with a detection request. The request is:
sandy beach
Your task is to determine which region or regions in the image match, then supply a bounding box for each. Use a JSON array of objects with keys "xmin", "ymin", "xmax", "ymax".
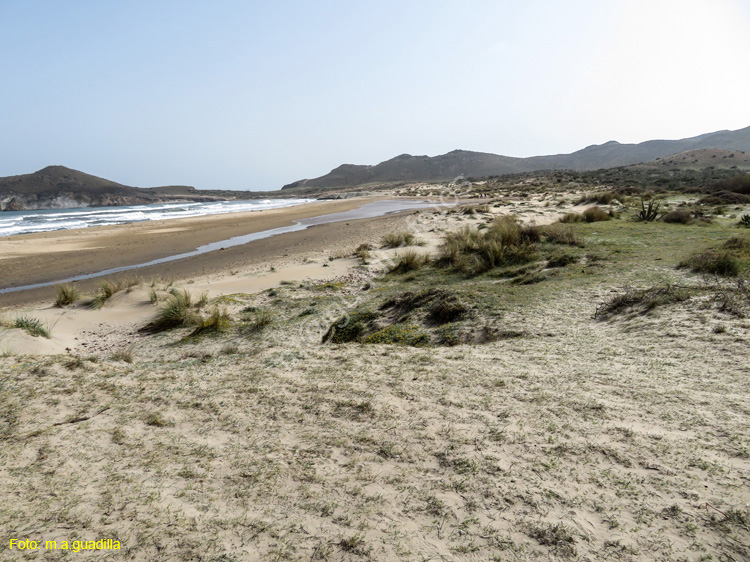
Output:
[
  {"xmin": 1, "ymin": 190, "xmax": 748, "ymax": 561},
  {"xmin": 0, "ymin": 197, "xmax": 390, "ymax": 307}
]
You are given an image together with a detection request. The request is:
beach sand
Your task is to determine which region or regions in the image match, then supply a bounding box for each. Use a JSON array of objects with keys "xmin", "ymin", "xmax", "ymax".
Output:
[{"xmin": 3, "ymin": 192, "xmax": 746, "ymax": 561}]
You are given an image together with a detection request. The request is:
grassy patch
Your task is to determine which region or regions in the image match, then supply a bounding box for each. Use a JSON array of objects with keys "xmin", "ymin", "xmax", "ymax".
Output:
[
  {"xmin": 595, "ymin": 285, "xmax": 691, "ymax": 319},
  {"xmin": 55, "ymin": 284, "xmax": 80, "ymax": 307},
  {"xmin": 388, "ymin": 250, "xmax": 430, "ymax": 273},
  {"xmin": 381, "ymin": 231, "xmax": 426, "ymax": 248},
  {"xmin": 142, "ymin": 290, "xmax": 198, "ymax": 333},
  {"xmin": 13, "ymin": 316, "xmax": 51, "ymax": 338},
  {"xmin": 89, "ymin": 279, "xmax": 124, "ymax": 309},
  {"xmin": 679, "ymin": 251, "xmax": 739, "ymax": 277}
]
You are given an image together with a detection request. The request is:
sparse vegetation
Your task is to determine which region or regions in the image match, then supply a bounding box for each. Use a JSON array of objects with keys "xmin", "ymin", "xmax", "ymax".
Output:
[
  {"xmin": 12, "ymin": 316, "xmax": 51, "ymax": 338},
  {"xmin": 388, "ymin": 249, "xmax": 430, "ymax": 273},
  {"xmin": 679, "ymin": 251, "xmax": 739, "ymax": 277},
  {"xmin": 582, "ymin": 206, "xmax": 612, "ymax": 222},
  {"xmin": 662, "ymin": 209, "xmax": 694, "ymax": 224},
  {"xmin": 55, "ymin": 284, "xmax": 80, "ymax": 307},
  {"xmin": 381, "ymin": 231, "xmax": 426, "ymax": 248},
  {"xmin": 142, "ymin": 289, "xmax": 198, "ymax": 332},
  {"xmin": 89, "ymin": 279, "xmax": 123, "ymax": 309},
  {"xmin": 440, "ymin": 217, "xmax": 538, "ymax": 275},
  {"xmin": 636, "ymin": 199, "xmax": 661, "ymax": 222}
]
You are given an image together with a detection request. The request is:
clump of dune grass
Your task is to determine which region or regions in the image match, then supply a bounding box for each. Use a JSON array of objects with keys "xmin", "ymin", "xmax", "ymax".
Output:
[
  {"xmin": 542, "ymin": 224, "xmax": 582, "ymax": 246},
  {"xmin": 243, "ymin": 308, "xmax": 274, "ymax": 333},
  {"xmin": 381, "ymin": 231, "xmax": 426, "ymax": 248},
  {"xmin": 388, "ymin": 250, "xmax": 430, "ymax": 273},
  {"xmin": 577, "ymin": 191, "xmax": 614, "ymax": 205},
  {"xmin": 595, "ymin": 285, "xmax": 691, "ymax": 319},
  {"xmin": 13, "ymin": 316, "xmax": 51, "ymax": 338},
  {"xmin": 142, "ymin": 290, "xmax": 198, "ymax": 333},
  {"xmin": 441, "ymin": 216, "xmax": 537, "ymax": 275},
  {"xmin": 189, "ymin": 307, "xmax": 231, "ymax": 337},
  {"xmin": 110, "ymin": 345, "xmax": 135, "ymax": 363},
  {"xmin": 662, "ymin": 209, "xmax": 694, "ymax": 225},
  {"xmin": 55, "ymin": 284, "xmax": 80, "ymax": 307},
  {"xmin": 679, "ymin": 251, "xmax": 739, "ymax": 277},
  {"xmin": 558, "ymin": 212, "xmax": 585, "ymax": 223},
  {"xmin": 89, "ymin": 279, "xmax": 124, "ymax": 309},
  {"xmin": 582, "ymin": 206, "xmax": 612, "ymax": 222},
  {"xmin": 148, "ymin": 287, "xmax": 159, "ymax": 304},
  {"xmin": 354, "ymin": 243, "xmax": 373, "ymax": 264}
]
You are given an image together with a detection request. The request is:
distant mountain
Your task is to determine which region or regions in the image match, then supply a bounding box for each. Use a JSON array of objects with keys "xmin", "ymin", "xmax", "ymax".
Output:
[
  {"xmin": 282, "ymin": 126, "xmax": 750, "ymax": 189},
  {"xmin": 0, "ymin": 166, "xmax": 253, "ymax": 211}
]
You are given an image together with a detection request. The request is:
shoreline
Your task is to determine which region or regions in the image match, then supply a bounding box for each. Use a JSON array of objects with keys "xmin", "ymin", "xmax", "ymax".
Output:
[{"xmin": 0, "ymin": 196, "xmax": 443, "ymax": 308}]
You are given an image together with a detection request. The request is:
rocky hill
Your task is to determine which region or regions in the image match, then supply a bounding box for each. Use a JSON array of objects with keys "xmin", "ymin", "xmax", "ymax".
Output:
[
  {"xmin": 283, "ymin": 126, "xmax": 750, "ymax": 189},
  {"xmin": 0, "ymin": 166, "xmax": 251, "ymax": 211}
]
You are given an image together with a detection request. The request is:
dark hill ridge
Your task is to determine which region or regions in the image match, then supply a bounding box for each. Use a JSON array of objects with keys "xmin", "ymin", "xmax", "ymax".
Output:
[
  {"xmin": 283, "ymin": 125, "xmax": 750, "ymax": 189},
  {"xmin": 0, "ymin": 166, "xmax": 253, "ymax": 211}
]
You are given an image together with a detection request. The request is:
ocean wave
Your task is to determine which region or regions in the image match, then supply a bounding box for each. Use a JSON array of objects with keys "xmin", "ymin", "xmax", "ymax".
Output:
[{"xmin": 0, "ymin": 198, "xmax": 314, "ymax": 237}]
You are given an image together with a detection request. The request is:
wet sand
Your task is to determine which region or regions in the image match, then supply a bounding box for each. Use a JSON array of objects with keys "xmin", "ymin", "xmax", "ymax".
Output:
[{"xmin": 0, "ymin": 197, "xmax": 426, "ymax": 307}]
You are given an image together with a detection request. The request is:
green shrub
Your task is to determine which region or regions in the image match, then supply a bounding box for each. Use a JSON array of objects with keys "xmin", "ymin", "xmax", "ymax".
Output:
[
  {"xmin": 13, "ymin": 316, "xmax": 51, "ymax": 338},
  {"xmin": 361, "ymin": 324, "xmax": 430, "ymax": 346},
  {"xmin": 738, "ymin": 214, "xmax": 750, "ymax": 227},
  {"xmin": 582, "ymin": 206, "xmax": 611, "ymax": 223},
  {"xmin": 55, "ymin": 284, "xmax": 80, "ymax": 307},
  {"xmin": 679, "ymin": 251, "xmax": 739, "ymax": 277},
  {"xmin": 323, "ymin": 311, "xmax": 377, "ymax": 344}
]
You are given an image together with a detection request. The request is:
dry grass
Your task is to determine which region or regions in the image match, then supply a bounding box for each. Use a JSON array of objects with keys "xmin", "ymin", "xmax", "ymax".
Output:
[{"xmin": 54, "ymin": 284, "xmax": 80, "ymax": 307}]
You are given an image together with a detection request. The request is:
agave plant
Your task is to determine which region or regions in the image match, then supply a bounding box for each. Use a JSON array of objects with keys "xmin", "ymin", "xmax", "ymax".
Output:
[{"xmin": 636, "ymin": 199, "xmax": 661, "ymax": 222}]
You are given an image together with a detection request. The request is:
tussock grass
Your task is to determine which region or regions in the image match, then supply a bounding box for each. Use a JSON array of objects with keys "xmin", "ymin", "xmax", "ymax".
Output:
[
  {"xmin": 595, "ymin": 285, "xmax": 691, "ymax": 319},
  {"xmin": 679, "ymin": 251, "xmax": 739, "ymax": 277},
  {"xmin": 89, "ymin": 279, "xmax": 124, "ymax": 309},
  {"xmin": 55, "ymin": 284, "xmax": 80, "ymax": 307},
  {"xmin": 582, "ymin": 206, "xmax": 612, "ymax": 222},
  {"xmin": 381, "ymin": 231, "xmax": 426, "ymax": 248},
  {"xmin": 189, "ymin": 307, "xmax": 231, "ymax": 337},
  {"xmin": 577, "ymin": 191, "xmax": 615, "ymax": 205},
  {"xmin": 13, "ymin": 316, "xmax": 51, "ymax": 338},
  {"xmin": 243, "ymin": 308, "xmax": 274, "ymax": 333},
  {"xmin": 142, "ymin": 290, "xmax": 198, "ymax": 333},
  {"xmin": 542, "ymin": 224, "xmax": 582, "ymax": 246},
  {"xmin": 558, "ymin": 212, "xmax": 585, "ymax": 223},
  {"xmin": 388, "ymin": 250, "xmax": 430, "ymax": 273},
  {"xmin": 662, "ymin": 209, "xmax": 694, "ymax": 224},
  {"xmin": 110, "ymin": 345, "xmax": 135, "ymax": 363},
  {"xmin": 440, "ymin": 217, "xmax": 537, "ymax": 275}
]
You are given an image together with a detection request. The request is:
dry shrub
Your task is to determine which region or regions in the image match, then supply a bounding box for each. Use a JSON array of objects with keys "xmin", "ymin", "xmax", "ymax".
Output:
[
  {"xmin": 583, "ymin": 206, "xmax": 611, "ymax": 223},
  {"xmin": 662, "ymin": 209, "xmax": 694, "ymax": 224},
  {"xmin": 542, "ymin": 224, "xmax": 581, "ymax": 246},
  {"xmin": 389, "ymin": 250, "xmax": 430, "ymax": 273},
  {"xmin": 679, "ymin": 251, "xmax": 739, "ymax": 277}
]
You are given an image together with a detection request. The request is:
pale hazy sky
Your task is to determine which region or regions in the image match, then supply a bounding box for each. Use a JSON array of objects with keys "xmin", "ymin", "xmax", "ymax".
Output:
[{"xmin": 1, "ymin": 0, "xmax": 749, "ymax": 190}]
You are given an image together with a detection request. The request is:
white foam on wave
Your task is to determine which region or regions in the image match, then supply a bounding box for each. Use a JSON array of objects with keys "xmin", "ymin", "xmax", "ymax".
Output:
[{"xmin": 0, "ymin": 198, "xmax": 315, "ymax": 237}]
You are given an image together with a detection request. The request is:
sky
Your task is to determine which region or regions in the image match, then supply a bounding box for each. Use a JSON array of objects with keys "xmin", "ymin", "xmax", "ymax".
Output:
[{"xmin": 1, "ymin": 0, "xmax": 749, "ymax": 191}]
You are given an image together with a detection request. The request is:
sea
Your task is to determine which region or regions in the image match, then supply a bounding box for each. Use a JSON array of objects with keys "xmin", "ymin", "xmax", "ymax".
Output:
[{"xmin": 0, "ymin": 198, "xmax": 315, "ymax": 237}]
